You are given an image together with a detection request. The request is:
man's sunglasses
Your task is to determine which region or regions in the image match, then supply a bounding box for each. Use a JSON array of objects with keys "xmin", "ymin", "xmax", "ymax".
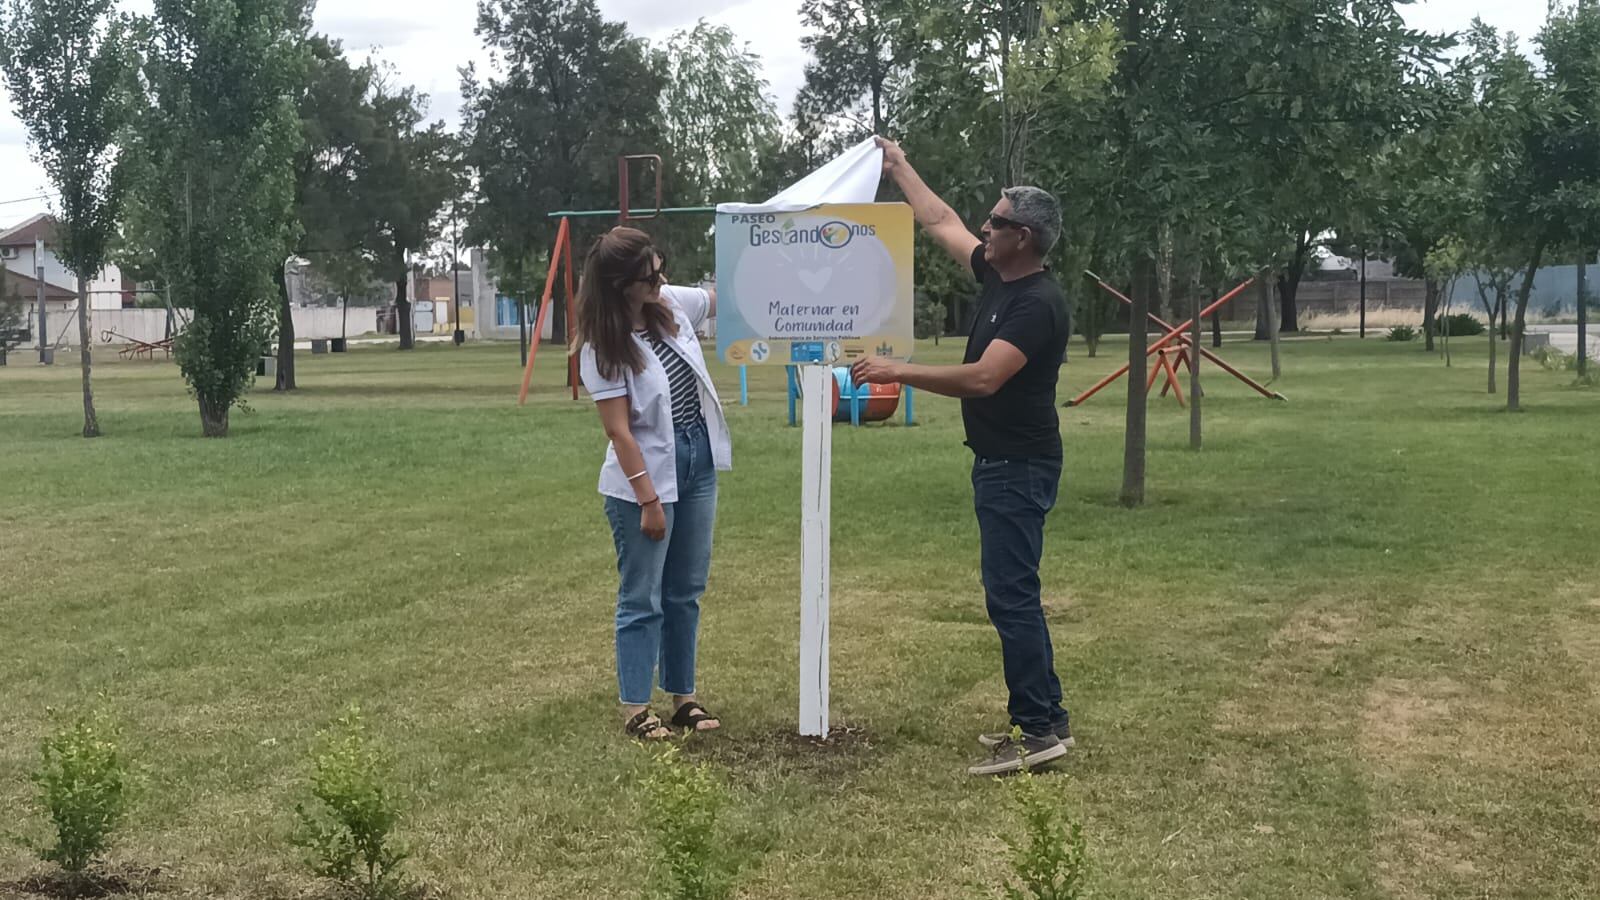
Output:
[{"xmin": 987, "ymin": 213, "xmax": 1028, "ymax": 232}]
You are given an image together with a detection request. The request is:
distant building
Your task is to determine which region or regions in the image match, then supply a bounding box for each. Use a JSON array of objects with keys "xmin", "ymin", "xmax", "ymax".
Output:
[{"xmin": 1, "ymin": 214, "xmax": 131, "ymax": 309}]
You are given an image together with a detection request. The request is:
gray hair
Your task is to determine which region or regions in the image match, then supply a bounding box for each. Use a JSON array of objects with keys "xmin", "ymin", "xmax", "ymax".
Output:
[{"xmin": 1003, "ymin": 186, "xmax": 1062, "ymax": 257}]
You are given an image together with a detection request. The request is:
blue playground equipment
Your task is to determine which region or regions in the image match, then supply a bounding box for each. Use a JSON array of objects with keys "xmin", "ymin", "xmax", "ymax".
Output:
[{"xmin": 783, "ymin": 365, "xmax": 916, "ymax": 427}]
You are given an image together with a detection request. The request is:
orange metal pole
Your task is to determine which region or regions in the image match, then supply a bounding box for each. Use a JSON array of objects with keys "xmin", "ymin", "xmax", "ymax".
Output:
[
  {"xmin": 1087, "ymin": 272, "xmax": 1282, "ymax": 401},
  {"xmin": 566, "ymin": 232, "xmax": 578, "ymax": 401},
  {"xmin": 1066, "ymin": 275, "xmax": 1256, "ymax": 407},
  {"xmin": 518, "ymin": 217, "xmax": 571, "ymax": 406}
]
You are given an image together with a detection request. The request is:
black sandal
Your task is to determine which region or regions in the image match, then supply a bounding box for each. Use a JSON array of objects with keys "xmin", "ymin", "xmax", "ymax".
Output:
[
  {"xmin": 625, "ymin": 709, "xmax": 672, "ymax": 741},
  {"xmin": 670, "ymin": 702, "xmax": 721, "ymax": 733}
]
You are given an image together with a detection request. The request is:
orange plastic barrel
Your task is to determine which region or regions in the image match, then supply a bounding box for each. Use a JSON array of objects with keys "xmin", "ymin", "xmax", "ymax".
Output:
[{"xmin": 832, "ymin": 367, "xmax": 901, "ymax": 423}]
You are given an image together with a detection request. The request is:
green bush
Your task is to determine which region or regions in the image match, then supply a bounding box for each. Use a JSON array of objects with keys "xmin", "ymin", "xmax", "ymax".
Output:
[
  {"xmin": 1000, "ymin": 736, "xmax": 1088, "ymax": 900},
  {"xmin": 1441, "ymin": 313, "xmax": 1485, "ymax": 336},
  {"xmin": 1386, "ymin": 325, "xmax": 1417, "ymax": 342},
  {"xmin": 292, "ymin": 706, "xmax": 410, "ymax": 899},
  {"xmin": 644, "ymin": 746, "xmax": 730, "ymax": 900},
  {"xmin": 31, "ymin": 707, "xmax": 133, "ymax": 875},
  {"xmin": 1534, "ymin": 346, "xmax": 1576, "ymax": 371},
  {"xmin": 915, "ymin": 293, "xmax": 947, "ymax": 340}
]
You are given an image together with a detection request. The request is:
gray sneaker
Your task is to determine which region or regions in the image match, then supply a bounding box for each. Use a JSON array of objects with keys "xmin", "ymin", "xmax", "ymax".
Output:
[
  {"xmin": 967, "ymin": 732, "xmax": 1068, "ymax": 777},
  {"xmin": 978, "ymin": 721, "xmax": 1074, "ymax": 750}
]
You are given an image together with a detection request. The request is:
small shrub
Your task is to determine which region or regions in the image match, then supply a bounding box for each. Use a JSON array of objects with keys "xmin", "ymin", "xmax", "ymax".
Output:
[
  {"xmin": 1441, "ymin": 313, "xmax": 1485, "ymax": 336},
  {"xmin": 644, "ymin": 746, "xmax": 729, "ymax": 900},
  {"xmin": 914, "ymin": 292, "xmax": 946, "ymax": 340},
  {"xmin": 1386, "ymin": 325, "xmax": 1417, "ymax": 342},
  {"xmin": 292, "ymin": 706, "xmax": 409, "ymax": 899},
  {"xmin": 1532, "ymin": 346, "xmax": 1600, "ymax": 384},
  {"xmin": 1000, "ymin": 735, "xmax": 1088, "ymax": 900},
  {"xmin": 1534, "ymin": 346, "xmax": 1576, "ymax": 371},
  {"xmin": 31, "ymin": 707, "xmax": 133, "ymax": 876}
]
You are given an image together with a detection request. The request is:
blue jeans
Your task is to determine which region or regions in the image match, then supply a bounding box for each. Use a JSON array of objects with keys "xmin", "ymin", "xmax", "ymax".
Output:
[
  {"xmin": 972, "ymin": 456, "xmax": 1069, "ymax": 736},
  {"xmin": 604, "ymin": 421, "xmax": 718, "ymax": 705}
]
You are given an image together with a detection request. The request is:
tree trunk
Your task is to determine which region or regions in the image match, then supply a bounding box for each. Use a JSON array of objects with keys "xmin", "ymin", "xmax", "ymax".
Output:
[
  {"xmin": 1499, "ymin": 292, "xmax": 1509, "ymax": 340},
  {"xmin": 1487, "ymin": 314, "xmax": 1498, "ymax": 394},
  {"xmin": 1442, "ymin": 279, "xmax": 1454, "ymax": 368},
  {"xmin": 1085, "ymin": 336, "xmax": 1099, "ymax": 358},
  {"xmin": 1278, "ymin": 264, "xmax": 1303, "ymax": 334},
  {"xmin": 274, "ymin": 262, "xmax": 296, "ymax": 390},
  {"xmin": 1578, "ymin": 251, "xmax": 1588, "ymax": 378},
  {"xmin": 1190, "ymin": 287, "xmax": 1203, "ymax": 450},
  {"xmin": 396, "ymin": 273, "xmax": 414, "ymax": 351},
  {"xmin": 1422, "ymin": 278, "xmax": 1440, "ymax": 351},
  {"xmin": 1156, "ymin": 224, "xmax": 1173, "ymax": 322},
  {"xmin": 1477, "ymin": 277, "xmax": 1498, "ymax": 394},
  {"xmin": 1261, "ymin": 276, "xmax": 1281, "ymax": 380},
  {"xmin": 551, "ymin": 282, "xmax": 567, "ymax": 345},
  {"xmin": 198, "ymin": 394, "xmax": 229, "ymax": 437},
  {"xmin": 1254, "ymin": 277, "xmax": 1270, "ymax": 342},
  {"xmin": 1211, "ymin": 310, "xmax": 1222, "ymax": 348},
  {"xmin": 1507, "ymin": 240, "xmax": 1547, "ymax": 413},
  {"xmin": 341, "ymin": 295, "xmax": 349, "ymax": 340},
  {"xmin": 517, "ymin": 296, "xmax": 528, "ymax": 366},
  {"xmin": 1120, "ymin": 253, "xmax": 1153, "ymax": 508},
  {"xmin": 1359, "ymin": 247, "xmax": 1367, "ymax": 338},
  {"xmin": 1116, "ymin": 0, "xmax": 1146, "ymax": 510},
  {"xmin": 76, "ymin": 275, "xmax": 100, "ymax": 438}
]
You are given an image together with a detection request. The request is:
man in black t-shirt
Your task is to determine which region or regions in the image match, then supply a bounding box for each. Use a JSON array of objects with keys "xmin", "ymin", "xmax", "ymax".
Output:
[{"xmin": 852, "ymin": 137, "xmax": 1072, "ymax": 777}]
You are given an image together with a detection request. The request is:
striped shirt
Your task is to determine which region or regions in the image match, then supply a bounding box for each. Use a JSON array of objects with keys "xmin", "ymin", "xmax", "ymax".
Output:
[{"xmin": 642, "ymin": 331, "xmax": 703, "ymax": 427}]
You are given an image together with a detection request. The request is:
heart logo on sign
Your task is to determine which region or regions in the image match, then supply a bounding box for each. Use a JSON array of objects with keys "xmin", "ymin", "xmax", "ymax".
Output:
[{"xmin": 797, "ymin": 268, "xmax": 833, "ymax": 293}]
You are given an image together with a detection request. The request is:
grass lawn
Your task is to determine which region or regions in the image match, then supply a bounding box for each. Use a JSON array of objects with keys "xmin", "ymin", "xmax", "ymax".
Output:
[{"xmin": 2, "ymin": 333, "xmax": 1598, "ymax": 899}]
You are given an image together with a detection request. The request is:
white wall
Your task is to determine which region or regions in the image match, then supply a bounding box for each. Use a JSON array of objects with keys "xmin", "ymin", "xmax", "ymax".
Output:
[
  {"xmin": 20, "ymin": 305, "xmax": 379, "ymax": 349},
  {"xmin": 88, "ymin": 264, "xmax": 124, "ymax": 310}
]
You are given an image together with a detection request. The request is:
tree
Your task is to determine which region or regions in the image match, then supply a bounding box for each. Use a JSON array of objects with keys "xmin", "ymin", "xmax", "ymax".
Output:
[
  {"xmin": 367, "ymin": 86, "xmax": 458, "ymax": 351},
  {"xmin": 1423, "ymin": 236, "xmax": 1471, "ymax": 367},
  {"xmin": 0, "ymin": 266, "xmax": 26, "ymax": 362},
  {"xmin": 461, "ymin": 0, "xmax": 664, "ymax": 345},
  {"xmin": 657, "ymin": 21, "xmax": 782, "ymax": 278},
  {"xmin": 136, "ymin": 0, "xmax": 307, "ymax": 436},
  {"xmin": 274, "ymin": 36, "xmax": 385, "ymax": 389},
  {"xmin": 798, "ymin": 0, "xmax": 918, "ymax": 137},
  {"xmin": 1237, "ymin": 1, "xmax": 1446, "ymax": 337},
  {"xmin": 1487, "ymin": 5, "xmax": 1600, "ymax": 411},
  {"xmin": 1539, "ymin": 2, "xmax": 1600, "ymax": 381},
  {"xmin": 0, "ymin": 0, "xmax": 135, "ymax": 438}
]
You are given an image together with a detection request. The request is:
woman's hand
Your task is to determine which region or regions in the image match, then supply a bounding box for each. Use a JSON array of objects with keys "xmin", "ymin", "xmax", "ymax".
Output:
[{"xmin": 641, "ymin": 501, "xmax": 667, "ymax": 541}]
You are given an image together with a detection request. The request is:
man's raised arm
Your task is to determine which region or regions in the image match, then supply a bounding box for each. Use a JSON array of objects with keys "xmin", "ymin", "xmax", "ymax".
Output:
[{"xmin": 877, "ymin": 136, "xmax": 981, "ymax": 273}]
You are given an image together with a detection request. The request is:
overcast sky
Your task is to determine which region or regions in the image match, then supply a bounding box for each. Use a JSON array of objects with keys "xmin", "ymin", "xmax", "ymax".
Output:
[{"xmin": 0, "ymin": 1, "xmax": 1556, "ymax": 228}]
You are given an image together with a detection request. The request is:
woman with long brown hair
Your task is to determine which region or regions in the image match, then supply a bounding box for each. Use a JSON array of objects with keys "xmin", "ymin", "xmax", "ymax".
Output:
[{"xmin": 576, "ymin": 227, "xmax": 731, "ymax": 740}]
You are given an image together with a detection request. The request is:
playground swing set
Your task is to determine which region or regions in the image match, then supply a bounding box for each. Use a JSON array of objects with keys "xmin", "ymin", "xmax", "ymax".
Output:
[{"xmin": 515, "ymin": 154, "xmax": 915, "ymax": 426}]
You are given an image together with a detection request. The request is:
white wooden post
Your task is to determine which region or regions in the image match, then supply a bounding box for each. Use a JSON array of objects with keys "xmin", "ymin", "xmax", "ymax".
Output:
[{"xmin": 798, "ymin": 363, "xmax": 832, "ymax": 736}]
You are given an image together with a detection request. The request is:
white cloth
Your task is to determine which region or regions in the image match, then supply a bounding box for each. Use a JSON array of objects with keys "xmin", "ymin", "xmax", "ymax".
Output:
[
  {"xmin": 578, "ymin": 285, "xmax": 732, "ymax": 504},
  {"xmin": 715, "ymin": 137, "xmax": 884, "ymax": 213}
]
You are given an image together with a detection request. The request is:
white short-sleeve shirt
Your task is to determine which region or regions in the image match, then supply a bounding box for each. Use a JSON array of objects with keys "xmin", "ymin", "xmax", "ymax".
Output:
[{"xmin": 578, "ymin": 285, "xmax": 732, "ymax": 503}]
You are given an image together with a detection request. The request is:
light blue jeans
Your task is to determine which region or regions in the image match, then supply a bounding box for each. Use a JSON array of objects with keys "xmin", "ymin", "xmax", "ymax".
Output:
[{"xmin": 603, "ymin": 420, "xmax": 718, "ymax": 705}]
